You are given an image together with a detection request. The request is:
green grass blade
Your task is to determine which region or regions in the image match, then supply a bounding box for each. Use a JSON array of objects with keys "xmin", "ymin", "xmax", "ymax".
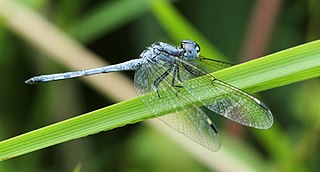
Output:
[
  {"xmin": 0, "ymin": 39, "xmax": 319, "ymax": 161},
  {"xmin": 0, "ymin": 98, "xmax": 150, "ymax": 161},
  {"xmin": 213, "ymin": 40, "xmax": 320, "ymax": 93}
]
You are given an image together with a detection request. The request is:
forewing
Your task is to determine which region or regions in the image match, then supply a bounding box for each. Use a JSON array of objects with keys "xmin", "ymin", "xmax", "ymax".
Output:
[
  {"xmin": 134, "ymin": 60, "xmax": 221, "ymax": 151},
  {"xmin": 178, "ymin": 58, "xmax": 273, "ymax": 129},
  {"xmin": 187, "ymin": 56, "xmax": 232, "ymax": 74}
]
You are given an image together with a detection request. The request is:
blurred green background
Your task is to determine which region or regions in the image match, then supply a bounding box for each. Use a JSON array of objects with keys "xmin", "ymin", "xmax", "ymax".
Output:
[{"xmin": 0, "ymin": 0, "xmax": 319, "ymax": 171}]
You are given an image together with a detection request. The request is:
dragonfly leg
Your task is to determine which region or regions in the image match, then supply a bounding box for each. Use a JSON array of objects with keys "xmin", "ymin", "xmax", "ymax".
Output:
[
  {"xmin": 172, "ymin": 65, "xmax": 184, "ymax": 97},
  {"xmin": 175, "ymin": 64, "xmax": 184, "ymax": 82},
  {"xmin": 171, "ymin": 66, "xmax": 183, "ymax": 88},
  {"xmin": 153, "ymin": 65, "xmax": 174, "ymax": 98},
  {"xmin": 182, "ymin": 63, "xmax": 200, "ymax": 76}
]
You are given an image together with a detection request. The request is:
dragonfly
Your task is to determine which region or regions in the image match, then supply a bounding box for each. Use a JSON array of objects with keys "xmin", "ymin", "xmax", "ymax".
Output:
[{"xmin": 25, "ymin": 40, "xmax": 273, "ymax": 151}]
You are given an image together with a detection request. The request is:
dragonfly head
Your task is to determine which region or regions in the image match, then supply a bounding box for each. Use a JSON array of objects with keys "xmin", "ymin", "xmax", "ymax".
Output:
[{"xmin": 181, "ymin": 40, "xmax": 200, "ymax": 60}]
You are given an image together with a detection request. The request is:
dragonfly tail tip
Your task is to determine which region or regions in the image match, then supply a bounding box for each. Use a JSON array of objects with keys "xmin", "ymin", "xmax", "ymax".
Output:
[{"xmin": 25, "ymin": 78, "xmax": 34, "ymax": 84}]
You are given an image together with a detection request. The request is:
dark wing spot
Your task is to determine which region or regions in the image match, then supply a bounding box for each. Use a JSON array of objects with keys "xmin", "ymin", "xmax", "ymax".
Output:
[
  {"xmin": 207, "ymin": 118, "xmax": 218, "ymax": 134},
  {"xmin": 253, "ymin": 97, "xmax": 271, "ymax": 113}
]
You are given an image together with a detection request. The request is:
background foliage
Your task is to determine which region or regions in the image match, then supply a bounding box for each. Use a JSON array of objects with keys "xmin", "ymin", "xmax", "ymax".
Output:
[{"xmin": 0, "ymin": 0, "xmax": 319, "ymax": 171}]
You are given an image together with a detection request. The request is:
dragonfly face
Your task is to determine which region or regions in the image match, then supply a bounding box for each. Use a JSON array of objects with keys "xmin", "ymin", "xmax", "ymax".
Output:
[{"xmin": 180, "ymin": 40, "xmax": 200, "ymax": 61}]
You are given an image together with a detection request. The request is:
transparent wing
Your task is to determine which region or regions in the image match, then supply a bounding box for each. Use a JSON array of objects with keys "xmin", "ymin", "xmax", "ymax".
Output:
[
  {"xmin": 187, "ymin": 56, "xmax": 232, "ymax": 74},
  {"xmin": 177, "ymin": 58, "xmax": 273, "ymax": 129},
  {"xmin": 134, "ymin": 59, "xmax": 221, "ymax": 151}
]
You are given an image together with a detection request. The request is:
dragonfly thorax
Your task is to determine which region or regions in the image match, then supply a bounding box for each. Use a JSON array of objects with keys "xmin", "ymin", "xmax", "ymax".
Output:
[{"xmin": 140, "ymin": 40, "xmax": 200, "ymax": 63}]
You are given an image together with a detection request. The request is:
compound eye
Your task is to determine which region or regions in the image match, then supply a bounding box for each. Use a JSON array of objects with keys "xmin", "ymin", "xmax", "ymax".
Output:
[
  {"xmin": 195, "ymin": 43, "xmax": 200, "ymax": 54},
  {"xmin": 180, "ymin": 40, "xmax": 187, "ymax": 49}
]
